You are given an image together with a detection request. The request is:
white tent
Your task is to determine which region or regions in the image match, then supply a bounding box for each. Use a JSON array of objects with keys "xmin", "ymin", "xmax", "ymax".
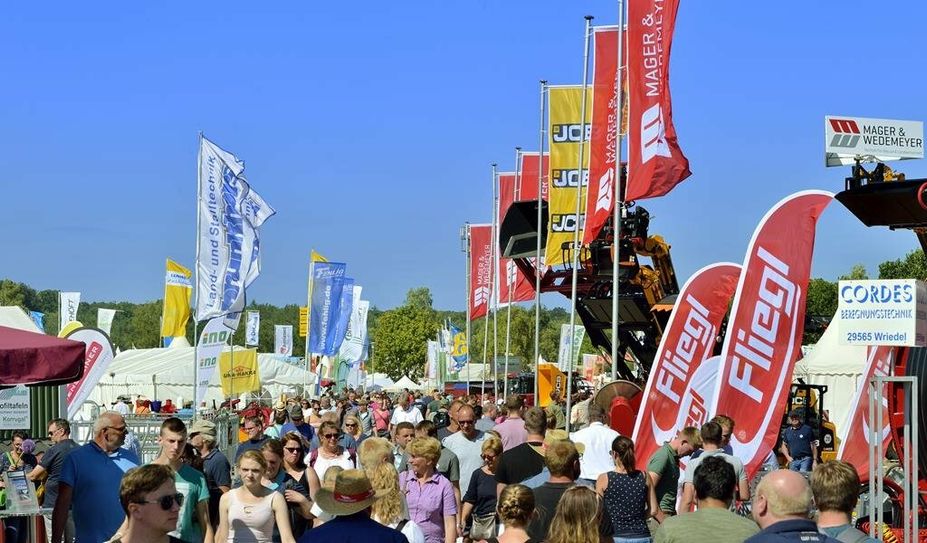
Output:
[
  {"xmin": 80, "ymin": 347, "xmax": 313, "ymax": 419},
  {"xmin": 793, "ymin": 321, "xmax": 868, "ymax": 429},
  {"xmin": 386, "ymin": 376, "xmax": 423, "ymax": 392},
  {"xmin": 0, "ymin": 306, "xmax": 42, "ymax": 333},
  {"xmin": 364, "ymin": 373, "xmax": 394, "ymax": 391}
]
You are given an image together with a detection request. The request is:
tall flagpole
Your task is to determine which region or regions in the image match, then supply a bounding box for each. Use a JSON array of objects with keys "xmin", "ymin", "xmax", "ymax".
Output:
[
  {"xmin": 193, "ymin": 132, "xmax": 203, "ymax": 408},
  {"xmin": 611, "ymin": 4, "xmax": 627, "ymax": 382},
  {"xmin": 306, "ymin": 261, "xmax": 316, "ymax": 394},
  {"xmin": 504, "ymin": 148, "xmax": 521, "ymax": 401},
  {"xmin": 565, "ymin": 16, "xmax": 594, "ymax": 433},
  {"xmin": 465, "ymin": 223, "xmax": 472, "ymax": 396},
  {"xmin": 491, "ymin": 164, "xmax": 500, "ymax": 401},
  {"xmin": 534, "ymin": 81, "xmax": 547, "ymax": 405}
]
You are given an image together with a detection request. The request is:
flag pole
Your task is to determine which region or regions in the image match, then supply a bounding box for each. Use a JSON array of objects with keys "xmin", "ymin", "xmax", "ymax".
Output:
[
  {"xmin": 611, "ymin": 3, "xmax": 627, "ymax": 382},
  {"xmin": 534, "ymin": 81, "xmax": 547, "ymax": 405},
  {"xmin": 491, "ymin": 163, "xmax": 499, "ymax": 401},
  {"xmin": 565, "ymin": 16, "xmax": 594, "ymax": 433},
  {"xmin": 193, "ymin": 132, "xmax": 203, "ymax": 409},
  {"xmin": 504, "ymin": 148, "xmax": 521, "ymax": 401},
  {"xmin": 306, "ymin": 260, "xmax": 316, "ymax": 395},
  {"xmin": 465, "ymin": 223, "xmax": 472, "ymax": 396}
]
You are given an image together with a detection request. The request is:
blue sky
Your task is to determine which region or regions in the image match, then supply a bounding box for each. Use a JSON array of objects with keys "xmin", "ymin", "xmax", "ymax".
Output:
[{"xmin": 3, "ymin": 2, "xmax": 927, "ymax": 311}]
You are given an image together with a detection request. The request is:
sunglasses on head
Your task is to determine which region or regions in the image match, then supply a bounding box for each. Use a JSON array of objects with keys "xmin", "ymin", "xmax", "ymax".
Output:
[{"xmin": 136, "ymin": 492, "xmax": 184, "ymax": 511}]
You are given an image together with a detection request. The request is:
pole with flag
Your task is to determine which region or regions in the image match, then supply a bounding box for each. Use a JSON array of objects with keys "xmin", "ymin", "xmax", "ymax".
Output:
[
  {"xmin": 611, "ymin": 6, "xmax": 627, "ymax": 382},
  {"xmin": 534, "ymin": 80, "xmax": 547, "ymax": 404},
  {"xmin": 503, "ymin": 148, "xmax": 521, "ymax": 401},
  {"xmin": 565, "ymin": 16, "xmax": 594, "ymax": 433},
  {"xmin": 465, "ymin": 223, "xmax": 472, "ymax": 396}
]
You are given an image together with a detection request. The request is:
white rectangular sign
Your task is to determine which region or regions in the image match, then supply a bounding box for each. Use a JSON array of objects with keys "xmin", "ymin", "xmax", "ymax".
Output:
[
  {"xmin": 825, "ymin": 116, "xmax": 924, "ymax": 167},
  {"xmin": 838, "ymin": 279, "xmax": 927, "ymax": 346},
  {"xmin": 0, "ymin": 386, "xmax": 31, "ymax": 430}
]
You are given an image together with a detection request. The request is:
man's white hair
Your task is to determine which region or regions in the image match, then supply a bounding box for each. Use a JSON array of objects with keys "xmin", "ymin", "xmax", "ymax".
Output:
[{"xmin": 94, "ymin": 410, "xmax": 124, "ymax": 434}]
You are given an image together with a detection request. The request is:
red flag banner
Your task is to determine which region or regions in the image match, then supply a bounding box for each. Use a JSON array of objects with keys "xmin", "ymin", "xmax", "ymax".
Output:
[
  {"xmin": 626, "ymin": 0, "xmax": 691, "ymax": 201},
  {"xmin": 498, "ymin": 173, "xmax": 536, "ymax": 304},
  {"xmin": 837, "ymin": 344, "xmax": 895, "ymax": 476},
  {"xmin": 709, "ymin": 191, "xmax": 834, "ymax": 479},
  {"xmin": 469, "ymin": 224, "xmax": 493, "ymax": 320},
  {"xmin": 632, "ymin": 262, "xmax": 742, "ymax": 469},
  {"xmin": 585, "ymin": 26, "xmax": 622, "ymax": 245},
  {"xmin": 517, "ymin": 152, "xmax": 549, "ymax": 202}
]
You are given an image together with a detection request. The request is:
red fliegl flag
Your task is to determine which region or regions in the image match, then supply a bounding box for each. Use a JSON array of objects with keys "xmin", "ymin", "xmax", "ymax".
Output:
[
  {"xmin": 837, "ymin": 345, "xmax": 895, "ymax": 476},
  {"xmin": 626, "ymin": 0, "xmax": 691, "ymax": 201},
  {"xmin": 709, "ymin": 191, "xmax": 834, "ymax": 479},
  {"xmin": 631, "ymin": 262, "xmax": 742, "ymax": 469},
  {"xmin": 498, "ymin": 173, "xmax": 536, "ymax": 304},
  {"xmin": 517, "ymin": 152, "xmax": 549, "ymax": 202},
  {"xmin": 469, "ymin": 224, "xmax": 493, "ymax": 320},
  {"xmin": 585, "ymin": 26, "xmax": 624, "ymax": 246}
]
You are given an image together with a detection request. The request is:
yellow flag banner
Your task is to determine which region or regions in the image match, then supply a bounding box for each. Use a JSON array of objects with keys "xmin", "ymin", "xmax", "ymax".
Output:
[
  {"xmin": 161, "ymin": 259, "xmax": 192, "ymax": 338},
  {"xmin": 310, "ymin": 250, "xmax": 328, "ymax": 263},
  {"xmin": 219, "ymin": 348, "xmax": 261, "ymax": 395},
  {"xmin": 298, "ymin": 306, "xmax": 308, "ymax": 337},
  {"xmin": 545, "ymin": 86, "xmax": 592, "ymax": 267}
]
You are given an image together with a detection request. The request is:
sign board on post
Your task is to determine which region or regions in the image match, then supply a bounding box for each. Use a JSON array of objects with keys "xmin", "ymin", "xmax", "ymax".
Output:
[
  {"xmin": 838, "ymin": 279, "xmax": 927, "ymax": 346},
  {"xmin": 825, "ymin": 116, "xmax": 924, "ymax": 167},
  {"xmin": 0, "ymin": 386, "xmax": 30, "ymax": 430}
]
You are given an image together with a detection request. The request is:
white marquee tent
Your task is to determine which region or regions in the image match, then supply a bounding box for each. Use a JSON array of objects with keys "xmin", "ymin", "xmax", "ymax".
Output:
[
  {"xmin": 0, "ymin": 306, "xmax": 42, "ymax": 333},
  {"xmin": 79, "ymin": 347, "xmax": 314, "ymax": 419},
  {"xmin": 386, "ymin": 376, "xmax": 423, "ymax": 392}
]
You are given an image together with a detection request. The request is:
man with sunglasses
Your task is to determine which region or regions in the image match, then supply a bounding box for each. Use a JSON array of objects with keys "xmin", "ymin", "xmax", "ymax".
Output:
[
  {"xmin": 150, "ymin": 417, "xmax": 212, "ymax": 543},
  {"xmin": 234, "ymin": 416, "xmax": 269, "ymax": 461},
  {"xmin": 29, "ymin": 418, "xmax": 78, "ymax": 541},
  {"xmin": 53, "ymin": 411, "xmax": 139, "ymax": 543},
  {"xmin": 110, "ymin": 464, "xmax": 185, "ymax": 543}
]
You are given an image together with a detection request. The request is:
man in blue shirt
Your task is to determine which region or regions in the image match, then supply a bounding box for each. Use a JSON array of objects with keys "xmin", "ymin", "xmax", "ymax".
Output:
[
  {"xmin": 779, "ymin": 411, "xmax": 817, "ymax": 472},
  {"xmin": 52, "ymin": 411, "xmax": 139, "ymax": 543},
  {"xmin": 281, "ymin": 405, "xmax": 315, "ymax": 443}
]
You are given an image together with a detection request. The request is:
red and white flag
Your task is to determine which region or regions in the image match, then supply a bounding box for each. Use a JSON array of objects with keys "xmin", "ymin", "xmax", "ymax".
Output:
[
  {"xmin": 710, "ymin": 191, "xmax": 833, "ymax": 479},
  {"xmin": 585, "ymin": 26, "xmax": 624, "ymax": 246},
  {"xmin": 469, "ymin": 224, "xmax": 493, "ymax": 320},
  {"xmin": 632, "ymin": 262, "xmax": 741, "ymax": 468},
  {"xmin": 626, "ymin": 0, "xmax": 691, "ymax": 201},
  {"xmin": 498, "ymin": 173, "xmax": 536, "ymax": 304},
  {"xmin": 837, "ymin": 345, "xmax": 895, "ymax": 476},
  {"xmin": 517, "ymin": 152, "xmax": 549, "ymax": 202}
]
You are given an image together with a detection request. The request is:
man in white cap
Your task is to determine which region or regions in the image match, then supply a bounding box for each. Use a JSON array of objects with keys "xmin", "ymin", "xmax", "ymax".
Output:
[{"xmin": 298, "ymin": 469, "xmax": 407, "ymax": 543}]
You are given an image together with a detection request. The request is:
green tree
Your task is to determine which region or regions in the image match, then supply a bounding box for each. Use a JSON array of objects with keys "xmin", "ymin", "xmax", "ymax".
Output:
[
  {"xmin": 371, "ymin": 305, "xmax": 437, "ymax": 381},
  {"xmin": 879, "ymin": 250, "xmax": 927, "ymax": 280},
  {"xmin": 0, "ymin": 280, "xmax": 27, "ymax": 307},
  {"xmin": 130, "ymin": 301, "xmax": 163, "ymax": 348},
  {"xmin": 404, "ymin": 287, "xmax": 434, "ymax": 311},
  {"xmin": 805, "ymin": 278, "xmax": 838, "ymax": 317},
  {"xmin": 840, "ymin": 264, "xmax": 869, "ymax": 281}
]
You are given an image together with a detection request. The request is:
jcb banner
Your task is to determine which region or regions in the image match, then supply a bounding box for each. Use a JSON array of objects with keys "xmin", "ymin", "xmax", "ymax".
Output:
[
  {"xmin": 274, "ymin": 325, "xmax": 293, "ymax": 356},
  {"xmin": 469, "ymin": 225, "xmax": 493, "ymax": 320},
  {"xmin": 710, "ymin": 191, "xmax": 833, "ymax": 479},
  {"xmin": 517, "ymin": 152, "xmax": 549, "ymax": 202},
  {"xmin": 546, "ymin": 86, "xmax": 592, "ymax": 267},
  {"xmin": 497, "ymin": 172, "xmax": 536, "ymax": 305},
  {"xmin": 245, "ymin": 311, "xmax": 260, "ymax": 346},
  {"xmin": 195, "ymin": 316, "xmax": 233, "ymax": 407},
  {"xmin": 299, "ymin": 306, "xmax": 308, "ymax": 337},
  {"xmin": 626, "ymin": 0, "xmax": 691, "ymax": 201},
  {"xmin": 632, "ymin": 262, "xmax": 741, "ymax": 469},
  {"xmin": 837, "ymin": 344, "xmax": 895, "ymax": 476},
  {"xmin": 161, "ymin": 259, "xmax": 192, "ymax": 338},
  {"xmin": 59, "ymin": 291, "xmax": 80, "ymax": 331},
  {"xmin": 584, "ymin": 26, "xmax": 627, "ymax": 246},
  {"xmin": 219, "ymin": 348, "xmax": 261, "ymax": 395}
]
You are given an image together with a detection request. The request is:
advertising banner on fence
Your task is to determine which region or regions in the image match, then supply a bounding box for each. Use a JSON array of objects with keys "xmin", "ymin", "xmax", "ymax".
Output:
[
  {"xmin": 161, "ymin": 259, "xmax": 192, "ymax": 338},
  {"xmin": 710, "ymin": 191, "xmax": 833, "ymax": 479},
  {"xmin": 825, "ymin": 116, "xmax": 924, "ymax": 167},
  {"xmin": 309, "ymin": 262, "xmax": 347, "ymax": 355},
  {"xmin": 195, "ymin": 316, "xmax": 233, "ymax": 406},
  {"xmin": 274, "ymin": 325, "xmax": 293, "ymax": 356},
  {"xmin": 0, "ymin": 386, "xmax": 30, "ymax": 430},
  {"xmin": 59, "ymin": 291, "xmax": 80, "ymax": 331},
  {"xmin": 469, "ymin": 224, "xmax": 493, "ymax": 320},
  {"xmin": 546, "ymin": 86, "xmax": 592, "ymax": 267},
  {"xmin": 632, "ymin": 263, "xmax": 741, "ymax": 469},
  {"xmin": 626, "ymin": 0, "xmax": 690, "ymax": 201},
  {"xmin": 837, "ymin": 279, "xmax": 927, "ymax": 346},
  {"xmin": 65, "ymin": 327, "xmax": 116, "ymax": 419}
]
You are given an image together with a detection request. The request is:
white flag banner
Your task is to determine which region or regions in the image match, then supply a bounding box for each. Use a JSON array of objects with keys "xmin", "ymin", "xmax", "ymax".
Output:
[
  {"xmin": 556, "ymin": 324, "xmax": 586, "ymax": 371},
  {"xmin": 97, "ymin": 308, "xmax": 117, "ymax": 335},
  {"xmin": 59, "ymin": 291, "xmax": 81, "ymax": 330},
  {"xmin": 427, "ymin": 340, "xmax": 439, "ymax": 379},
  {"xmin": 337, "ymin": 290, "xmax": 369, "ymax": 366},
  {"xmin": 275, "ymin": 325, "xmax": 293, "ymax": 356},
  {"xmin": 195, "ymin": 137, "xmax": 276, "ymax": 324},
  {"xmin": 195, "ymin": 316, "xmax": 233, "ymax": 407},
  {"xmin": 245, "ymin": 311, "xmax": 260, "ymax": 346}
]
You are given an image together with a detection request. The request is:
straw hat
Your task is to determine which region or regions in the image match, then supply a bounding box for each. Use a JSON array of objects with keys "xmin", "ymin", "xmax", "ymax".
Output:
[{"xmin": 314, "ymin": 469, "xmax": 384, "ymax": 516}]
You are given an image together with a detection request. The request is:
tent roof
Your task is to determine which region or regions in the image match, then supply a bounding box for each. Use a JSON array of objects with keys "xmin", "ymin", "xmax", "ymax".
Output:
[
  {"xmin": 0, "ymin": 306, "xmax": 41, "ymax": 333},
  {"xmin": 0, "ymin": 325, "xmax": 86, "ymax": 386},
  {"xmin": 795, "ymin": 322, "xmax": 867, "ymax": 375},
  {"xmin": 387, "ymin": 376, "xmax": 422, "ymax": 391}
]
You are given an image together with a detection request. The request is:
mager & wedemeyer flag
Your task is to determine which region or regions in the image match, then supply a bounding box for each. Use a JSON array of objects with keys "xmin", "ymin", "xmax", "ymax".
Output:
[
  {"xmin": 162, "ymin": 259, "xmax": 192, "ymax": 338},
  {"xmin": 546, "ymin": 86, "xmax": 592, "ymax": 267}
]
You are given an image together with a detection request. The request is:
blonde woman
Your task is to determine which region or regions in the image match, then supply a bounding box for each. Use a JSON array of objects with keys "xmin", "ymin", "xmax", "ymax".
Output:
[
  {"xmin": 485, "ymin": 484, "xmax": 536, "ymax": 543},
  {"xmin": 358, "ymin": 437, "xmax": 394, "ymax": 475},
  {"xmin": 400, "ymin": 437, "xmax": 457, "ymax": 543},
  {"xmin": 343, "ymin": 414, "xmax": 366, "ymax": 445},
  {"xmin": 370, "ymin": 462, "xmax": 426, "ymax": 543},
  {"xmin": 461, "ymin": 436, "xmax": 502, "ymax": 541},
  {"xmin": 546, "ymin": 486, "xmax": 609, "ymax": 543},
  {"xmin": 215, "ymin": 450, "xmax": 295, "ymax": 543}
]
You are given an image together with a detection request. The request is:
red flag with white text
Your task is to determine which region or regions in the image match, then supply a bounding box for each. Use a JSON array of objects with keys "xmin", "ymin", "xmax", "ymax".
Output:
[
  {"xmin": 837, "ymin": 344, "xmax": 896, "ymax": 476},
  {"xmin": 469, "ymin": 224, "xmax": 493, "ymax": 320},
  {"xmin": 626, "ymin": 0, "xmax": 691, "ymax": 201},
  {"xmin": 517, "ymin": 152, "xmax": 549, "ymax": 202},
  {"xmin": 498, "ymin": 173, "xmax": 536, "ymax": 305},
  {"xmin": 632, "ymin": 262, "xmax": 741, "ymax": 469},
  {"xmin": 709, "ymin": 191, "xmax": 834, "ymax": 479}
]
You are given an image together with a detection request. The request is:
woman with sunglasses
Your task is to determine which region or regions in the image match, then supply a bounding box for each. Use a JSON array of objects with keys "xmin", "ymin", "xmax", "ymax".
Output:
[
  {"xmin": 460, "ymin": 435, "xmax": 502, "ymax": 542},
  {"xmin": 106, "ymin": 464, "xmax": 183, "ymax": 543},
  {"xmin": 216, "ymin": 450, "xmax": 295, "ymax": 543},
  {"xmin": 343, "ymin": 414, "xmax": 366, "ymax": 446},
  {"xmin": 308, "ymin": 421, "xmax": 357, "ymax": 481},
  {"xmin": 280, "ymin": 432, "xmax": 320, "ymax": 538}
]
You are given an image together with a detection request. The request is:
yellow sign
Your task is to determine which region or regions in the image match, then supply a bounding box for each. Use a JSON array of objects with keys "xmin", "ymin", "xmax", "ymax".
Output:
[
  {"xmin": 219, "ymin": 348, "xmax": 261, "ymax": 395},
  {"xmin": 161, "ymin": 259, "xmax": 192, "ymax": 338},
  {"xmin": 298, "ymin": 306, "xmax": 308, "ymax": 338},
  {"xmin": 545, "ymin": 86, "xmax": 592, "ymax": 267},
  {"xmin": 58, "ymin": 321, "xmax": 83, "ymax": 338}
]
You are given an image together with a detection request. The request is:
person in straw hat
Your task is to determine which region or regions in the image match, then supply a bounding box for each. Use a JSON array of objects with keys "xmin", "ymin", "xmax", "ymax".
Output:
[{"xmin": 300, "ymin": 468, "xmax": 408, "ymax": 543}]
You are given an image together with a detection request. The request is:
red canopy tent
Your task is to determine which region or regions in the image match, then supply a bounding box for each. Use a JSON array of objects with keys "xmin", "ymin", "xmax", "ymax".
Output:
[{"xmin": 0, "ymin": 325, "xmax": 86, "ymax": 386}]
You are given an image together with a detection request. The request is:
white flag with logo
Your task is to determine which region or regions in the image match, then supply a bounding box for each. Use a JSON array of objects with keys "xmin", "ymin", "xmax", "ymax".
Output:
[
  {"xmin": 97, "ymin": 308, "xmax": 117, "ymax": 335},
  {"xmin": 556, "ymin": 324, "xmax": 586, "ymax": 371},
  {"xmin": 275, "ymin": 325, "xmax": 293, "ymax": 356},
  {"xmin": 337, "ymin": 290, "xmax": 369, "ymax": 366},
  {"xmin": 196, "ymin": 316, "xmax": 233, "ymax": 407},
  {"xmin": 195, "ymin": 136, "xmax": 276, "ymax": 324},
  {"xmin": 246, "ymin": 311, "xmax": 260, "ymax": 346},
  {"xmin": 59, "ymin": 291, "xmax": 80, "ymax": 330}
]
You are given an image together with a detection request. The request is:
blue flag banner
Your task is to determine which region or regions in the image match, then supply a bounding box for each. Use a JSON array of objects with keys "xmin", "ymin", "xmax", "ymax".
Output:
[
  {"xmin": 29, "ymin": 311, "xmax": 45, "ymax": 332},
  {"xmin": 449, "ymin": 322, "xmax": 468, "ymax": 370},
  {"xmin": 330, "ymin": 278, "xmax": 355, "ymax": 354},
  {"xmin": 309, "ymin": 262, "xmax": 347, "ymax": 355}
]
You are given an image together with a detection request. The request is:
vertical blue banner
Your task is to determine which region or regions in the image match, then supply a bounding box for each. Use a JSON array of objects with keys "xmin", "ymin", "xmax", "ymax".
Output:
[
  {"xmin": 309, "ymin": 262, "xmax": 347, "ymax": 355},
  {"xmin": 30, "ymin": 311, "xmax": 45, "ymax": 332},
  {"xmin": 449, "ymin": 321, "xmax": 468, "ymax": 370},
  {"xmin": 330, "ymin": 279, "xmax": 354, "ymax": 354}
]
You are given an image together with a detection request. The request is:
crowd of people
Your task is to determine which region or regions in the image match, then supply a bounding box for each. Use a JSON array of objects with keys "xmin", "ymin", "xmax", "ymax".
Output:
[{"xmin": 0, "ymin": 388, "xmax": 880, "ymax": 543}]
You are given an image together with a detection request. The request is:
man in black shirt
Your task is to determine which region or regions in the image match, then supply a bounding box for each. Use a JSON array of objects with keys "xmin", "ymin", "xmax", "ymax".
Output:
[
  {"xmin": 495, "ymin": 406, "xmax": 547, "ymax": 496},
  {"xmin": 29, "ymin": 418, "xmax": 79, "ymax": 540}
]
